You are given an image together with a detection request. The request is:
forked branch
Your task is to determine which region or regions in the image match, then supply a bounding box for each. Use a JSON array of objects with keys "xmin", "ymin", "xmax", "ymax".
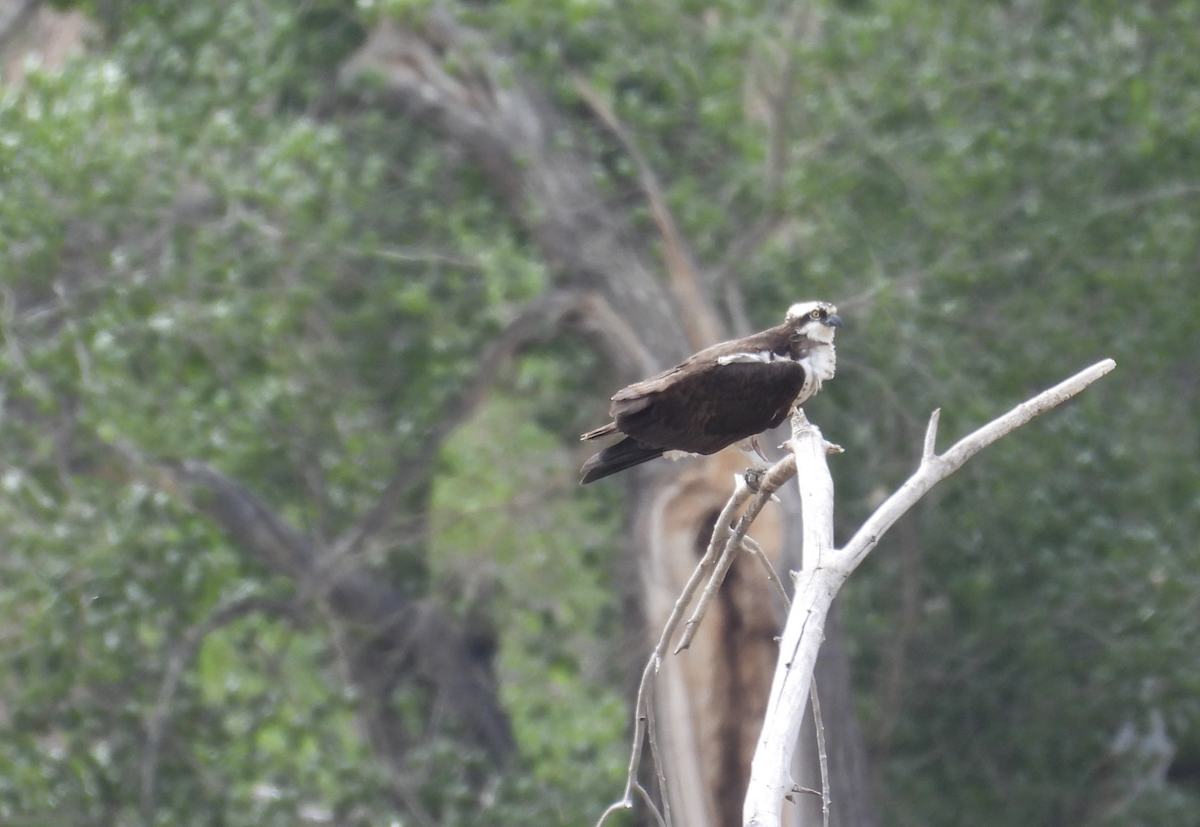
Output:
[
  {"xmin": 744, "ymin": 358, "xmax": 1116, "ymax": 826},
  {"xmin": 595, "ymin": 458, "xmax": 797, "ymax": 827},
  {"xmin": 594, "ymin": 359, "xmax": 1115, "ymax": 827}
]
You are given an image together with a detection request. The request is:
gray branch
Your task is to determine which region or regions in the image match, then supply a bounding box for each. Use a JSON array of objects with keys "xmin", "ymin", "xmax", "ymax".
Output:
[{"xmin": 744, "ymin": 358, "xmax": 1117, "ymax": 826}]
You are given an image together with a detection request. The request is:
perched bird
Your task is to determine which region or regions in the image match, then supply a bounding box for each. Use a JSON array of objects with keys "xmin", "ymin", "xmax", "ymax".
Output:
[{"xmin": 579, "ymin": 301, "xmax": 842, "ymax": 484}]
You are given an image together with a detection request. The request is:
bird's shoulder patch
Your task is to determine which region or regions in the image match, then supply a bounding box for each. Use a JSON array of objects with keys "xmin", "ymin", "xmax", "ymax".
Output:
[{"xmin": 716, "ymin": 350, "xmax": 791, "ymax": 366}]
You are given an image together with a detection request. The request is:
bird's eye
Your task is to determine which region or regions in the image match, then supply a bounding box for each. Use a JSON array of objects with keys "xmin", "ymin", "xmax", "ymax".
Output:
[{"xmin": 810, "ymin": 309, "xmax": 822, "ymax": 319}]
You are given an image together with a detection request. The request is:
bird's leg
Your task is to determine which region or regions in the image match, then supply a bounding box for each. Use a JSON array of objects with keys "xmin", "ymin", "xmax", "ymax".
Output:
[
  {"xmin": 743, "ymin": 443, "xmax": 776, "ymax": 499},
  {"xmin": 733, "ymin": 437, "xmax": 773, "ymax": 492}
]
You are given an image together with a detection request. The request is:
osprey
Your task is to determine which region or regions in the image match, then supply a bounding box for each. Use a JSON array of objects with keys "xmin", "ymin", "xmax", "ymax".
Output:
[{"xmin": 580, "ymin": 301, "xmax": 842, "ymax": 484}]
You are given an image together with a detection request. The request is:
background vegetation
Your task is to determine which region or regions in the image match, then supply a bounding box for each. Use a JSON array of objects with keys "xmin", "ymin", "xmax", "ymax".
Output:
[{"xmin": 1, "ymin": 0, "xmax": 1198, "ymax": 825}]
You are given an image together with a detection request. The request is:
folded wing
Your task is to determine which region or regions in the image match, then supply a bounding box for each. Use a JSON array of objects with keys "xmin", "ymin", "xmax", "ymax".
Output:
[{"xmin": 610, "ymin": 359, "xmax": 807, "ymax": 454}]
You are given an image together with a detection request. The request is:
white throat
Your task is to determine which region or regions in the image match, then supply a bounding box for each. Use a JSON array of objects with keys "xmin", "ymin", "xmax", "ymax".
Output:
[
  {"xmin": 801, "ymin": 323, "xmax": 838, "ymax": 345},
  {"xmin": 805, "ymin": 342, "xmax": 836, "ymax": 382}
]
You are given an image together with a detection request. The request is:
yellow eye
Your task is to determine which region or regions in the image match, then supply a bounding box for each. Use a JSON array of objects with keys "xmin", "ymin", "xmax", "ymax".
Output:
[{"xmin": 810, "ymin": 309, "xmax": 822, "ymax": 319}]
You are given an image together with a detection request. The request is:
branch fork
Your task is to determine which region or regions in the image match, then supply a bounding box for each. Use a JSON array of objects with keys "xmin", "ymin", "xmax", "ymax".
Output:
[
  {"xmin": 595, "ymin": 358, "xmax": 1117, "ymax": 827},
  {"xmin": 744, "ymin": 358, "xmax": 1116, "ymax": 826}
]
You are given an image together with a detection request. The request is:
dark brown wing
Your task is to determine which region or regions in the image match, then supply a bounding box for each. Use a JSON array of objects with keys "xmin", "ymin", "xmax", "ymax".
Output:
[
  {"xmin": 611, "ymin": 325, "xmax": 790, "ymax": 401},
  {"xmin": 610, "ymin": 358, "xmax": 807, "ymax": 455}
]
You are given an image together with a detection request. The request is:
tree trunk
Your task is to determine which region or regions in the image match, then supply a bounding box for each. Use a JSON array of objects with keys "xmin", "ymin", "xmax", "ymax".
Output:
[{"xmin": 343, "ymin": 14, "xmax": 881, "ymax": 826}]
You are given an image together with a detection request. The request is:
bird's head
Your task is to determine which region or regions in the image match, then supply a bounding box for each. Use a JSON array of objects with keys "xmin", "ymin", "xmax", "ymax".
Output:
[{"xmin": 785, "ymin": 301, "xmax": 842, "ymax": 343}]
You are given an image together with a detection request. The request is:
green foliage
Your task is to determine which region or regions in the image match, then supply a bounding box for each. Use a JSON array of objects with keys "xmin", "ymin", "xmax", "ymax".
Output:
[
  {"xmin": 471, "ymin": 0, "xmax": 1199, "ymax": 821},
  {"xmin": 0, "ymin": 25, "xmax": 590, "ymax": 824},
  {"xmin": 762, "ymin": 3, "xmax": 1200, "ymax": 824},
  {"xmin": 431, "ymin": 393, "xmax": 628, "ymax": 814},
  {"xmin": 4, "ymin": 0, "xmax": 1200, "ymax": 825}
]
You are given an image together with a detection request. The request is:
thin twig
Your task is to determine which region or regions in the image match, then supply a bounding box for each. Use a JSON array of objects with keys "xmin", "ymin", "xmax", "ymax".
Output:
[
  {"xmin": 676, "ymin": 457, "xmax": 798, "ymax": 653},
  {"xmin": 596, "ymin": 470, "xmax": 775, "ymax": 826},
  {"xmin": 595, "ymin": 652, "xmax": 661, "ymax": 826},
  {"xmin": 743, "ymin": 536, "xmax": 791, "ymax": 610},
  {"xmin": 644, "ymin": 678, "xmax": 673, "ymax": 827},
  {"xmin": 846, "ymin": 359, "xmax": 1117, "ymax": 567},
  {"xmin": 922, "ymin": 408, "xmax": 941, "ymax": 460},
  {"xmin": 634, "ymin": 783, "xmax": 668, "ymax": 827},
  {"xmin": 811, "ymin": 677, "xmax": 831, "ymax": 827},
  {"xmin": 594, "ymin": 798, "xmax": 634, "ymax": 827},
  {"xmin": 789, "ymin": 785, "xmax": 822, "ymax": 798}
]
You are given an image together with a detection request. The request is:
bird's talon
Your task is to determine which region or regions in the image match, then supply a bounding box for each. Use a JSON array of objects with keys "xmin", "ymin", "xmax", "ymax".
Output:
[{"xmin": 749, "ymin": 435, "xmax": 770, "ymax": 462}]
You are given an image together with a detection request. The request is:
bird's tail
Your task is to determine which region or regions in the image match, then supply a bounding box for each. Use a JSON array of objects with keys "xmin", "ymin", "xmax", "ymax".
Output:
[{"xmin": 580, "ymin": 437, "xmax": 664, "ymax": 484}]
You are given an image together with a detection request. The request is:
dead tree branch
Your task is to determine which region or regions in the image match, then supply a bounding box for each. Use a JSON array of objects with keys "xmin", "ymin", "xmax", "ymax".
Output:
[
  {"xmin": 675, "ymin": 458, "xmax": 798, "ymax": 653},
  {"xmin": 744, "ymin": 358, "xmax": 1117, "ymax": 826},
  {"xmin": 596, "ymin": 456, "xmax": 798, "ymax": 826}
]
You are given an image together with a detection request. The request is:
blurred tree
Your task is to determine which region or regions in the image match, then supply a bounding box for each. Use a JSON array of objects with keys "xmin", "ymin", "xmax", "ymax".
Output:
[{"xmin": 1, "ymin": 1, "xmax": 1199, "ymax": 826}]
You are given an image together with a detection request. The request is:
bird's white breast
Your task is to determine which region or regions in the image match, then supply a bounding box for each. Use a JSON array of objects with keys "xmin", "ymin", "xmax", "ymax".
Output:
[
  {"xmin": 808, "ymin": 342, "xmax": 836, "ymax": 381},
  {"xmin": 796, "ymin": 343, "xmax": 836, "ymax": 402}
]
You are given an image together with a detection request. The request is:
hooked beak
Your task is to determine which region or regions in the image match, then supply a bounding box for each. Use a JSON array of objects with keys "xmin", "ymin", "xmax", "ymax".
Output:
[{"xmin": 825, "ymin": 314, "xmax": 843, "ymax": 328}]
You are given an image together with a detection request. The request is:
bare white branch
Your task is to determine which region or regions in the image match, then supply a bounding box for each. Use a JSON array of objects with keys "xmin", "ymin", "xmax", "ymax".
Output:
[
  {"xmin": 845, "ymin": 358, "xmax": 1116, "ymax": 570},
  {"xmin": 744, "ymin": 358, "xmax": 1116, "ymax": 826},
  {"xmin": 791, "ymin": 410, "xmax": 837, "ymax": 572},
  {"xmin": 597, "ymin": 472, "xmax": 771, "ymax": 826},
  {"xmin": 743, "ymin": 536, "xmax": 791, "ymax": 610},
  {"xmin": 922, "ymin": 408, "xmax": 941, "ymax": 461}
]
